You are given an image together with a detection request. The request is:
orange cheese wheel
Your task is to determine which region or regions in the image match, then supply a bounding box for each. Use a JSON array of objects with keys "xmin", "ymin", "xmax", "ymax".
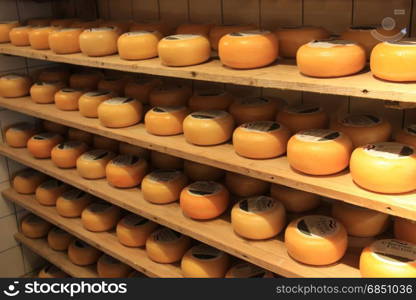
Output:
[
  {"xmin": 49, "ymin": 27, "xmax": 83, "ymax": 54},
  {"xmin": 287, "ymin": 129, "xmax": 353, "ymax": 175},
  {"xmin": 297, "ymin": 40, "xmax": 366, "ymax": 77},
  {"xmin": 81, "ymin": 202, "xmax": 122, "ymax": 232},
  {"xmin": 225, "ymin": 172, "xmax": 269, "ymax": 197},
  {"xmin": 13, "ymin": 169, "xmax": 47, "ymax": 194},
  {"xmin": 180, "ymin": 181, "xmax": 229, "ymax": 220},
  {"xmin": 47, "ymin": 227, "xmax": 73, "ymax": 251},
  {"xmin": 41, "ymin": 120, "xmax": 68, "ymax": 135},
  {"xmin": 35, "ymin": 179, "xmax": 68, "ymax": 206},
  {"xmin": 50, "ymin": 19, "xmax": 78, "ymax": 28},
  {"xmin": 276, "ymin": 104, "xmax": 328, "ymax": 133},
  {"xmin": 176, "ymin": 24, "xmax": 213, "ymax": 37},
  {"xmin": 9, "ymin": 26, "xmax": 33, "ymax": 46},
  {"xmin": 158, "ymin": 34, "xmax": 211, "ymax": 67},
  {"xmin": 54, "ymin": 88, "xmax": 83, "ymax": 111},
  {"xmin": 116, "ymin": 214, "xmax": 158, "ymax": 247},
  {"xmin": 79, "ymin": 90, "xmax": 113, "ymax": 117},
  {"xmin": 21, "ymin": 214, "xmax": 52, "ymax": 238},
  {"xmin": 189, "ymin": 90, "xmax": 234, "ymax": 112},
  {"xmin": 0, "ymin": 74, "xmax": 32, "ymax": 98},
  {"xmin": 231, "ymin": 196, "xmax": 286, "ymax": 240},
  {"xmin": 229, "ymin": 97, "xmax": 280, "ymax": 125},
  {"xmin": 274, "ymin": 26, "xmax": 330, "ymax": 58},
  {"xmin": 119, "ymin": 142, "xmax": 149, "ymax": 159},
  {"xmin": 106, "ymin": 155, "xmax": 147, "ymax": 188},
  {"xmin": 98, "ymin": 97, "xmax": 142, "ymax": 128},
  {"xmin": 68, "ymin": 239, "xmax": 101, "ymax": 266},
  {"xmin": 38, "ymin": 265, "xmax": 68, "ymax": 278},
  {"xmin": 145, "ymin": 106, "xmax": 189, "ymax": 136},
  {"xmin": 151, "ymin": 151, "xmax": 183, "ymax": 169},
  {"xmin": 394, "ymin": 218, "xmax": 416, "ymax": 244},
  {"xmin": 68, "ymin": 128, "xmax": 93, "ymax": 145},
  {"xmin": 285, "ymin": 215, "xmax": 348, "ymax": 265},
  {"xmin": 0, "ymin": 21, "xmax": 19, "ymax": 42},
  {"xmin": 27, "ymin": 18, "xmax": 51, "ymax": 27},
  {"xmin": 29, "ymin": 26, "xmax": 57, "ymax": 50},
  {"xmin": 92, "ymin": 135, "xmax": 119, "ymax": 152},
  {"xmin": 149, "ymin": 85, "xmax": 191, "ymax": 107},
  {"xmin": 130, "ymin": 22, "xmax": 171, "ymax": 37},
  {"xmin": 97, "ymin": 255, "xmax": 132, "ymax": 278},
  {"xmin": 30, "ymin": 81, "xmax": 64, "ymax": 104},
  {"xmin": 142, "ymin": 170, "xmax": 188, "ymax": 204},
  {"xmin": 51, "ymin": 141, "xmax": 89, "ymax": 168},
  {"xmin": 37, "ymin": 68, "xmax": 70, "ymax": 84},
  {"xmin": 181, "ymin": 244, "xmax": 230, "ymax": 278},
  {"xmin": 69, "ymin": 71, "xmax": 102, "ymax": 90},
  {"xmin": 27, "ymin": 132, "xmax": 64, "ymax": 158},
  {"xmin": 118, "ymin": 31, "xmax": 162, "ymax": 60},
  {"xmin": 79, "ymin": 27, "xmax": 120, "ymax": 57},
  {"xmin": 97, "ymin": 76, "xmax": 126, "ymax": 96},
  {"xmin": 77, "ymin": 149, "xmax": 116, "ymax": 179},
  {"xmin": 5, "ymin": 122, "xmax": 37, "ymax": 148},
  {"xmin": 225, "ymin": 262, "xmax": 274, "ymax": 278},
  {"xmin": 219, "ymin": 31, "xmax": 278, "ymax": 69},
  {"xmin": 270, "ymin": 184, "xmax": 321, "ymax": 213},
  {"xmin": 183, "ymin": 110, "xmax": 235, "ymax": 145},
  {"xmin": 394, "ymin": 124, "xmax": 416, "ymax": 148},
  {"xmin": 124, "ymin": 77, "xmax": 161, "ymax": 104},
  {"xmin": 146, "ymin": 228, "xmax": 191, "ymax": 263},
  {"xmin": 56, "ymin": 189, "xmax": 94, "ymax": 217},
  {"xmin": 209, "ymin": 24, "xmax": 257, "ymax": 51},
  {"xmin": 360, "ymin": 239, "xmax": 416, "ymax": 278},
  {"xmin": 350, "ymin": 142, "xmax": 416, "ymax": 193},
  {"xmin": 233, "ymin": 121, "xmax": 291, "ymax": 159},
  {"xmin": 183, "ymin": 160, "xmax": 224, "ymax": 182}
]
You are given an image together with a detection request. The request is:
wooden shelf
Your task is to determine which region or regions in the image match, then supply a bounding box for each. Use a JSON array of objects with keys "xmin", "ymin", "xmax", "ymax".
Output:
[
  {"xmin": 0, "ymin": 145, "xmax": 360, "ymax": 278},
  {"xmin": 0, "ymin": 98, "xmax": 415, "ymax": 221},
  {"xmin": 3, "ymin": 189, "xmax": 182, "ymax": 278},
  {"xmin": 15, "ymin": 233, "xmax": 98, "ymax": 278},
  {"xmin": 1, "ymin": 43, "xmax": 416, "ymax": 103}
]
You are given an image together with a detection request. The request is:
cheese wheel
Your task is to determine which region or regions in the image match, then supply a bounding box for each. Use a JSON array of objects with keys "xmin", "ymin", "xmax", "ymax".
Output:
[
  {"xmin": 97, "ymin": 76, "xmax": 126, "ymax": 96},
  {"xmin": 229, "ymin": 97, "xmax": 280, "ymax": 125},
  {"xmin": 360, "ymin": 239, "xmax": 416, "ymax": 278},
  {"xmin": 176, "ymin": 24, "xmax": 213, "ymax": 37},
  {"xmin": 97, "ymin": 255, "xmax": 132, "ymax": 278},
  {"xmin": 181, "ymin": 244, "xmax": 230, "ymax": 278},
  {"xmin": 118, "ymin": 31, "xmax": 162, "ymax": 60},
  {"xmin": 124, "ymin": 77, "xmax": 162, "ymax": 104},
  {"xmin": 225, "ymin": 172, "xmax": 269, "ymax": 197},
  {"xmin": 79, "ymin": 90, "xmax": 113, "ymax": 117},
  {"xmin": 183, "ymin": 110, "xmax": 234, "ymax": 145},
  {"xmin": 38, "ymin": 265, "xmax": 68, "ymax": 278},
  {"xmin": 68, "ymin": 128, "xmax": 93, "ymax": 145},
  {"xmin": 47, "ymin": 227, "xmax": 73, "ymax": 251},
  {"xmin": 285, "ymin": 215, "xmax": 348, "ymax": 265},
  {"xmin": 151, "ymin": 151, "xmax": 183, "ymax": 169},
  {"xmin": 0, "ymin": 21, "xmax": 19, "ymax": 42},
  {"xmin": 21, "ymin": 214, "xmax": 52, "ymax": 238},
  {"xmin": 219, "ymin": 30, "xmax": 278, "ymax": 69},
  {"xmin": 270, "ymin": 184, "xmax": 321, "ymax": 213},
  {"xmin": 51, "ymin": 141, "xmax": 89, "ymax": 168},
  {"xmin": 233, "ymin": 121, "xmax": 291, "ymax": 159},
  {"xmin": 35, "ymin": 179, "xmax": 68, "ymax": 206},
  {"xmin": 56, "ymin": 189, "xmax": 94, "ymax": 217},
  {"xmin": 30, "ymin": 81, "xmax": 64, "ymax": 104},
  {"xmin": 287, "ymin": 129, "xmax": 352, "ymax": 175},
  {"xmin": 54, "ymin": 88, "xmax": 83, "ymax": 111},
  {"xmin": 149, "ymin": 85, "xmax": 192, "ymax": 107},
  {"xmin": 142, "ymin": 170, "xmax": 188, "ymax": 204},
  {"xmin": 274, "ymin": 26, "xmax": 330, "ymax": 58},
  {"xmin": 41, "ymin": 120, "xmax": 68, "ymax": 135},
  {"xmin": 29, "ymin": 26, "xmax": 57, "ymax": 50},
  {"xmin": 189, "ymin": 90, "xmax": 234, "ymax": 112},
  {"xmin": 116, "ymin": 214, "xmax": 158, "ymax": 247},
  {"xmin": 183, "ymin": 160, "xmax": 224, "ymax": 182},
  {"xmin": 38, "ymin": 68, "xmax": 70, "ymax": 84},
  {"xmin": 27, "ymin": 132, "xmax": 64, "ymax": 158},
  {"xmin": 13, "ymin": 169, "xmax": 47, "ymax": 194},
  {"xmin": 146, "ymin": 228, "xmax": 191, "ymax": 263},
  {"xmin": 98, "ymin": 97, "xmax": 142, "ymax": 128},
  {"xmin": 105, "ymin": 155, "xmax": 148, "ymax": 188},
  {"xmin": 27, "ymin": 18, "xmax": 51, "ymax": 27},
  {"xmin": 50, "ymin": 19, "xmax": 78, "ymax": 28},
  {"xmin": 158, "ymin": 34, "xmax": 211, "ymax": 67},
  {"xmin": 68, "ymin": 239, "xmax": 101, "ymax": 266},
  {"xmin": 5, "ymin": 122, "xmax": 37, "ymax": 148},
  {"xmin": 92, "ymin": 135, "xmax": 119, "ymax": 152},
  {"xmin": 130, "ymin": 22, "xmax": 171, "ymax": 37},
  {"xmin": 225, "ymin": 262, "xmax": 274, "ymax": 278},
  {"xmin": 119, "ymin": 142, "xmax": 149, "ymax": 159},
  {"xmin": 81, "ymin": 202, "xmax": 122, "ymax": 232},
  {"xmin": 276, "ymin": 104, "xmax": 328, "ymax": 133},
  {"xmin": 79, "ymin": 27, "xmax": 120, "ymax": 57},
  {"xmin": 49, "ymin": 27, "xmax": 83, "ymax": 54},
  {"xmin": 297, "ymin": 40, "xmax": 366, "ymax": 77},
  {"xmin": 145, "ymin": 106, "xmax": 189, "ymax": 136},
  {"xmin": 0, "ymin": 74, "xmax": 32, "ymax": 98},
  {"xmin": 180, "ymin": 181, "xmax": 229, "ymax": 220},
  {"xmin": 77, "ymin": 149, "xmax": 116, "ymax": 179},
  {"xmin": 209, "ymin": 24, "xmax": 257, "ymax": 51},
  {"xmin": 231, "ymin": 196, "xmax": 286, "ymax": 240},
  {"xmin": 69, "ymin": 71, "xmax": 102, "ymax": 90},
  {"xmin": 9, "ymin": 26, "xmax": 33, "ymax": 46},
  {"xmin": 394, "ymin": 218, "xmax": 416, "ymax": 244},
  {"xmin": 350, "ymin": 142, "xmax": 416, "ymax": 193}
]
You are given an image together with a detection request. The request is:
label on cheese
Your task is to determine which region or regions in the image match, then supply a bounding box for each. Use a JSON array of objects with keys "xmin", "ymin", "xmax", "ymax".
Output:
[
  {"xmin": 339, "ymin": 114, "xmax": 381, "ymax": 127},
  {"xmin": 148, "ymin": 169, "xmax": 182, "ymax": 182},
  {"xmin": 296, "ymin": 215, "xmax": 340, "ymax": 237},
  {"xmin": 371, "ymin": 239, "xmax": 416, "ymax": 264},
  {"xmin": 239, "ymin": 196, "xmax": 276, "ymax": 213},
  {"xmin": 123, "ymin": 214, "xmax": 149, "ymax": 227},
  {"xmin": 229, "ymin": 30, "xmax": 270, "ymax": 37},
  {"xmin": 85, "ymin": 91, "xmax": 112, "ymax": 97},
  {"xmin": 111, "ymin": 155, "xmax": 140, "ymax": 166},
  {"xmin": 190, "ymin": 110, "xmax": 228, "ymax": 120},
  {"xmin": 164, "ymin": 34, "xmax": 200, "ymax": 40},
  {"xmin": 83, "ymin": 150, "xmax": 111, "ymax": 160},
  {"xmin": 61, "ymin": 88, "xmax": 82, "ymax": 93},
  {"xmin": 88, "ymin": 202, "xmax": 111, "ymax": 213},
  {"xmin": 39, "ymin": 179, "xmax": 64, "ymax": 189},
  {"xmin": 296, "ymin": 129, "xmax": 341, "ymax": 142},
  {"xmin": 32, "ymin": 132, "xmax": 57, "ymax": 140},
  {"xmin": 153, "ymin": 228, "xmax": 182, "ymax": 242},
  {"xmin": 404, "ymin": 124, "xmax": 416, "ymax": 136},
  {"xmin": 191, "ymin": 244, "xmax": 221, "ymax": 260},
  {"xmin": 152, "ymin": 106, "xmax": 184, "ymax": 113},
  {"xmin": 187, "ymin": 181, "xmax": 222, "ymax": 196},
  {"xmin": 230, "ymin": 263, "xmax": 267, "ymax": 278},
  {"xmin": 241, "ymin": 121, "xmax": 281, "ymax": 132},
  {"xmin": 62, "ymin": 189, "xmax": 86, "ymax": 200},
  {"xmin": 364, "ymin": 143, "xmax": 414, "ymax": 159},
  {"xmin": 285, "ymin": 104, "xmax": 322, "ymax": 114},
  {"xmin": 309, "ymin": 40, "xmax": 356, "ymax": 48},
  {"xmin": 57, "ymin": 141, "xmax": 83, "ymax": 149},
  {"xmin": 104, "ymin": 97, "xmax": 135, "ymax": 105}
]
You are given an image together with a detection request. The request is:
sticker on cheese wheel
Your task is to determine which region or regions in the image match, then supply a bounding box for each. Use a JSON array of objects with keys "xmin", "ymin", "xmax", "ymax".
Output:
[
  {"xmin": 287, "ymin": 129, "xmax": 352, "ymax": 175},
  {"xmin": 219, "ymin": 31, "xmax": 278, "ymax": 69},
  {"xmin": 229, "ymin": 97, "xmax": 280, "ymax": 125},
  {"xmin": 54, "ymin": 88, "xmax": 84, "ymax": 111},
  {"xmin": 38, "ymin": 68, "xmax": 70, "ymax": 84},
  {"xmin": 28, "ymin": 26, "xmax": 57, "ymax": 50},
  {"xmin": 151, "ymin": 151, "xmax": 183, "ymax": 169},
  {"xmin": 149, "ymin": 85, "xmax": 192, "ymax": 107},
  {"xmin": 233, "ymin": 121, "xmax": 291, "ymax": 159},
  {"xmin": 105, "ymin": 155, "xmax": 148, "ymax": 188},
  {"xmin": 79, "ymin": 27, "xmax": 120, "ymax": 57},
  {"xmin": 183, "ymin": 110, "xmax": 235, "ymax": 146},
  {"xmin": 38, "ymin": 265, "xmax": 68, "ymax": 278},
  {"xmin": 79, "ymin": 90, "xmax": 113, "ymax": 118},
  {"xmin": 77, "ymin": 149, "xmax": 116, "ymax": 179},
  {"xmin": 68, "ymin": 128, "xmax": 93, "ymax": 146},
  {"xmin": 119, "ymin": 142, "xmax": 149, "ymax": 159},
  {"xmin": 145, "ymin": 228, "xmax": 191, "ymax": 263},
  {"xmin": 13, "ymin": 169, "xmax": 47, "ymax": 194},
  {"xmin": 0, "ymin": 21, "xmax": 20, "ymax": 42},
  {"xmin": 176, "ymin": 23, "xmax": 213, "ymax": 37},
  {"xmin": 209, "ymin": 24, "xmax": 257, "ymax": 51},
  {"xmin": 394, "ymin": 124, "xmax": 416, "ymax": 149},
  {"xmin": 21, "ymin": 214, "xmax": 52, "ymax": 238},
  {"xmin": 188, "ymin": 90, "xmax": 234, "ymax": 112},
  {"xmin": 231, "ymin": 196, "xmax": 286, "ymax": 240},
  {"xmin": 27, "ymin": 132, "xmax": 64, "ymax": 158},
  {"xmin": 97, "ymin": 255, "xmax": 132, "ymax": 278},
  {"xmin": 350, "ymin": 142, "xmax": 416, "ymax": 193},
  {"xmin": 116, "ymin": 214, "xmax": 158, "ymax": 247},
  {"xmin": 145, "ymin": 106, "xmax": 189, "ymax": 136},
  {"xmin": 394, "ymin": 218, "xmax": 416, "ymax": 244},
  {"xmin": 35, "ymin": 179, "xmax": 68, "ymax": 206},
  {"xmin": 97, "ymin": 76, "xmax": 126, "ymax": 96},
  {"xmin": 30, "ymin": 81, "xmax": 64, "ymax": 104},
  {"xmin": 297, "ymin": 39, "xmax": 366, "ymax": 77},
  {"xmin": 81, "ymin": 202, "xmax": 122, "ymax": 232},
  {"xmin": 68, "ymin": 239, "xmax": 101, "ymax": 266},
  {"xmin": 69, "ymin": 71, "xmax": 102, "ymax": 90},
  {"xmin": 270, "ymin": 184, "xmax": 320, "ymax": 213},
  {"xmin": 9, "ymin": 26, "xmax": 33, "ymax": 46},
  {"xmin": 47, "ymin": 227, "xmax": 73, "ymax": 251},
  {"xmin": 118, "ymin": 31, "xmax": 162, "ymax": 60},
  {"xmin": 51, "ymin": 141, "xmax": 89, "ymax": 169},
  {"xmin": 360, "ymin": 239, "xmax": 416, "ymax": 277},
  {"xmin": 285, "ymin": 215, "xmax": 348, "ymax": 265},
  {"xmin": 225, "ymin": 262, "xmax": 273, "ymax": 278},
  {"xmin": 142, "ymin": 170, "xmax": 188, "ymax": 204},
  {"xmin": 124, "ymin": 77, "xmax": 161, "ymax": 104},
  {"xmin": 225, "ymin": 172, "xmax": 269, "ymax": 197},
  {"xmin": 276, "ymin": 104, "xmax": 328, "ymax": 133},
  {"xmin": 130, "ymin": 21, "xmax": 171, "ymax": 37},
  {"xmin": 158, "ymin": 34, "xmax": 211, "ymax": 66},
  {"xmin": 180, "ymin": 181, "xmax": 229, "ymax": 220},
  {"xmin": 184, "ymin": 160, "xmax": 224, "ymax": 182},
  {"xmin": 0, "ymin": 74, "xmax": 32, "ymax": 98},
  {"xmin": 92, "ymin": 135, "xmax": 119, "ymax": 152},
  {"xmin": 181, "ymin": 244, "xmax": 230, "ymax": 278},
  {"xmin": 56, "ymin": 189, "xmax": 94, "ymax": 217},
  {"xmin": 49, "ymin": 27, "xmax": 83, "ymax": 54},
  {"xmin": 5, "ymin": 122, "xmax": 37, "ymax": 148},
  {"xmin": 41, "ymin": 120, "xmax": 68, "ymax": 135},
  {"xmin": 98, "ymin": 97, "xmax": 143, "ymax": 128}
]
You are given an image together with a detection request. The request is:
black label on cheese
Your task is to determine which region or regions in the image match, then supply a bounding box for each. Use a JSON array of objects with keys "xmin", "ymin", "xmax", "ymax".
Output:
[
  {"xmin": 148, "ymin": 169, "xmax": 181, "ymax": 182},
  {"xmin": 123, "ymin": 214, "xmax": 149, "ymax": 227},
  {"xmin": 152, "ymin": 106, "xmax": 184, "ymax": 113},
  {"xmin": 83, "ymin": 150, "xmax": 110, "ymax": 161},
  {"xmin": 88, "ymin": 202, "xmax": 111, "ymax": 213},
  {"xmin": 296, "ymin": 129, "xmax": 340, "ymax": 142},
  {"xmin": 364, "ymin": 143, "xmax": 414, "ymax": 159},
  {"xmin": 33, "ymin": 132, "xmax": 57, "ymax": 140},
  {"xmin": 85, "ymin": 90, "xmax": 111, "ymax": 97},
  {"xmin": 39, "ymin": 179, "xmax": 64, "ymax": 190},
  {"xmin": 241, "ymin": 121, "xmax": 280, "ymax": 132},
  {"xmin": 61, "ymin": 88, "xmax": 80, "ymax": 93},
  {"xmin": 153, "ymin": 228, "xmax": 181, "ymax": 242},
  {"xmin": 191, "ymin": 244, "xmax": 221, "ymax": 260},
  {"xmin": 239, "ymin": 196, "xmax": 276, "ymax": 213},
  {"xmin": 104, "ymin": 97, "xmax": 135, "ymax": 105},
  {"xmin": 111, "ymin": 155, "xmax": 140, "ymax": 166},
  {"xmin": 188, "ymin": 181, "xmax": 221, "ymax": 196},
  {"xmin": 285, "ymin": 104, "xmax": 321, "ymax": 114},
  {"xmin": 62, "ymin": 189, "xmax": 86, "ymax": 200},
  {"xmin": 296, "ymin": 215, "xmax": 339, "ymax": 237},
  {"xmin": 371, "ymin": 239, "xmax": 416, "ymax": 263},
  {"xmin": 191, "ymin": 110, "xmax": 227, "ymax": 119},
  {"xmin": 57, "ymin": 141, "xmax": 83, "ymax": 150}
]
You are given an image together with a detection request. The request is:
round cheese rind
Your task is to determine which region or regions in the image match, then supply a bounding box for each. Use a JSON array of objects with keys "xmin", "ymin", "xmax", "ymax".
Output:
[
  {"xmin": 5, "ymin": 122, "xmax": 37, "ymax": 148},
  {"xmin": 56, "ymin": 189, "xmax": 94, "ymax": 217},
  {"xmin": 394, "ymin": 218, "xmax": 416, "ymax": 244},
  {"xmin": 105, "ymin": 155, "xmax": 148, "ymax": 188},
  {"xmin": 69, "ymin": 71, "xmax": 102, "ymax": 90},
  {"xmin": 30, "ymin": 81, "xmax": 64, "ymax": 104},
  {"xmin": 68, "ymin": 239, "xmax": 101, "ymax": 266},
  {"xmin": 9, "ymin": 26, "xmax": 32, "ymax": 46},
  {"xmin": 47, "ymin": 227, "xmax": 73, "ymax": 251},
  {"xmin": 97, "ymin": 255, "xmax": 132, "ymax": 278},
  {"xmin": 49, "ymin": 27, "xmax": 83, "ymax": 54},
  {"xmin": 189, "ymin": 90, "xmax": 234, "ymax": 112},
  {"xmin": 209, "ymin": 24, "xmax": 257, "ymax": 51},
  {"xmin": 0, "ymin": 74, "xmax": 32, "ymax": 98},
  {"xmin": 149, "ymin": 85, "xmax": 192, "ymax": 107},
  {"xmin": 151, "ymin": 151, "xmax": 183, "ymax": 169},
  {"xmin": 92, "ymin": 135, "xmax": 119, "ymax": 152},
  {"xmin": 41, "ymin": 120, "xmax": 68, "ymax": 135},
  {"xmin": 276, "ymin": 104, "xmax": 328, "ymax": 133},
  {"xmin": 394, "ymin": 124, "xmax": 416, "ymax": 149},
  {"xmin": 21, "ymin": 214, "xmax": 52, "ymax": 238},
  {"xmin": 98, "ymin": 97, "xmax": 143, "ymax": 128},
  {"xmin": 35, "ymin": 179, "xmax": 68, "ymax": 206},
  {"xmin": 76, "ymin": 149, "xmax": 116, "ymax": 179},
  {"xmin": 27, "ymin": 132, "xmax": 64, "ymax": 158},
  {"xmin": 225, "ymin": 262, "xmax": 274, "ymax": 278},
  {"xmin": 145, "ymin": 106, "xmax": 189, "ymax": 136},
  {"xmin": 118, "ymin": 31, "xmax": 162, "ymax": 60},
  {"xmin": 116, "ymin": 214, "xmax": 158, "ymax": 247},
  {"xmin": 13, "ymin": 169, "xmax": 47, "ymax": 194},
  {"xmin": 183, "ymin": 160, "xmax": 224, "ymax": 182},
  {"xmin": 225, "ymin": 172, "xmax": 269, "ymax": 197},
  {"xmin": 270, "ymin": 184, "xmax": 320, "ymax": 213},
  {"xmin": 142, "ymin": 170, "xmax": 188, "ymax": 204},
  {"xmin": 229, "ymin": 97, "xmax": 280, "ymax": 125},
  {"xmin": 68, "ymin": 128, "xmax": 93, "ymax": 145},
  {"xmin": 81, "ymin": 202, "xmax": 122, "ymax": 232},
  {"xmin": 79, "ymin": 27, "xmax": 120, "ymax": 57},
  {"xmin": 119, "ymin": 142, "xmax": 149, "ymax": 159},
  {"xmin": 124, "ymin": 77, "xmax": 161, "ymax": 104},
  {"xmin": 29, "ymin": 26, "xmax": 58, "ymax": 50},
  {"xmin": 51, "ymin": 141, "xmax": 89, "ymax": 169},
  {"xmin": 79, "ymin": 90, "xmax": 113, "ymax": 118},
  {"xmin": 38, "ymin": 265, "xmax": 68, "ymax": 278},
  {"xmin": 54, "ymin": 88, "xmax": 84, "ymax": 111}
]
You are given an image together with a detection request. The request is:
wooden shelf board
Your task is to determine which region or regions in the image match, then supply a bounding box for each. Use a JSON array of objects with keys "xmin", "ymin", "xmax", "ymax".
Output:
[{"xmin": 1, "ymin": 43, "xmax": 416, "ymax": 102}]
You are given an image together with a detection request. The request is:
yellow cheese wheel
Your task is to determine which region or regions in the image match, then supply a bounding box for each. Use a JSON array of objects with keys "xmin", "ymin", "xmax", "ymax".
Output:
[
  {"xmin": 98, "ymin": 97, "xmax": 142, "ymax": 128},
  {"xmin": 225, "ymin": 172, "xmax": 269, "ymax": 197},
  {"xmin": 35, "ymin": 179, "xmax": 68, "ymax": 206},
  {"xmin": 181, "ymin": 244, "xmax": 230, "ymax": 278},
  {"xmin": 38, "ymin": 265, "xmax": 68, "ymax": 278},
  {"xmin": 29, "ymin": 26, "xmax": 57, "ymax": 50},
  {"xmin": 176, "ymin": 23, "xmax": 213, "ymax": 37},
  {"xmin": 9, "ymin": 25, "xmax": 33, "ymax": 46},
  {"xmin": 360, "ymin": 239, "xmax": 416, "ymax": 278},
  {"xmin": 77, "ymin": 149, "xmax": 116, "ymax": 179},
  {"xmin": 5, "ymin": 122, "xmax": 37, "ymax": 148},
  {"xmin": 394, "ymin": 218, "xmax": 416, "ymax": 244},
  {"xmin": 13, "ymin": 169, "xmax": 47, "ymax": 194},
  {"xmin": 151, "ymin": 151, "xmax": 183, "ymax": 169},
  {"xmin": 146, "ymin": 228, "xmax": 191, "ymax": 263},
  {"xmin": 189, "ymin": 90, "xmax": 234, "ymax": 112},
  {"xmin": 219, "ymin": 30, "xmax": 278, "ymax": 69},
  {"xmin": 50, "ymin": 19, "xmax": 78, "ymax": 28},
  {"xmin": 49, "ymin": 27, "xmax": 83, "ymax": 54},
  {"xmin": 394, "ymin": 124, "xmax": 416, "ymax": 148},
  {"xmin": 68, "ymin": 128, "xmax": 93, "ymax": 145},
  {"xmin": 27, "ymin": 18, "xmax": 51, "ymax": 27},
  {"xmin": 54, "ymin": 88, "xmax": 83, "ymax": 111},
  {"xmin": 149, "ymin": 85, "xmax": 192, "ymax": 107},
  {"xmin": 124, "ymin": 77, "xmax": 161, "ymax": 104},
  {"xmin": 47, "ymin": 227, "xmax": 73, "ymax": 251},
  {"xmin": 69, "ymin": 71, "xmax": 103, "ymax": 90},
  {"xmin": 233, "ymin": 121, "xmax": 291, "ymax": 159},
  {"xmin": 119, "ymin": 142, "xmax": 149, "ymax": 159},
  {"xmin": 56, "ymin": 189, "xmax": 94, "ymax": 217},
  {"xmin": 41, "ymin": 120, "xmax": 68, "ymax": 135},
  {"xmin": 106, "ymin": 155, "xmax": 147, "ymax": 188},
  {"xmin": 183, "ymin": 110, "xmax": 235, "ymax": 145},
  {"xmin": 297, "ymin": 39, "xmax": 366, "ymax": 77},
  {"xmin": 21, "ymin": 214, "xmax": 52, "ymax": 238},
  {"xmin": 79, "ymin": 27, "xmax": 120, "ymax": 57},
  {"xmin": 158, "ymin": 34, "xmax": 211, "ymax": 66},
  {"xmin": 97, "ymin": 255, "xmax": 132, "ymax": 278},
  {"xmin": 27, "ymin": 132, "xmax": 64, "ymax": 158},
  {"xmin": 270, "ymin": 184, "xmax": 321, "ymax": 213},
  {"xmin": 209, "ymin": 24, "xmax": 257, "ymax": 51},
  {"xmin": 231, "ymin": 196, "xmax": 286, "ymax": 240},
  {"xmin": 30, "ymin": 81, "xmax": 64, "ymax": 104},
  {"xmin": 276, "ymin": 104, "xmax": 328, "ymax": 133},
  {"xmin": 285, "ymin": 215, "xmax": 348, "ymax": 265},
  {"xmin": 0, "ymin": 74, "xmax": 32, "ymax": 98},
  {"xmin": 229, "ymin": 97, "xmax": 281, "ymax": 125},
  {"xmin": 116, "ymin": 214, "xmax": 158, "ymax": 247},
  {"xmin": 287, "ymin": 129, "xmax": 353, "ymax": 175},
  {"xmin": 180, "ymin": 181, "xmax": 229, "ymax": 220},
  {"xmin": 51, "ymin": 141, "xmax": 89, "ymax": 168},
  {"xmin": 142, "ymin": 170, "xmax": 188, "ymax": 204},
  {"xmin": 225, "ymin": 262, "xmax": 274, "ymax": 278},
  {"xmin": 38, "ymin": 68, "xmax": 70, "ymax": 84},
  {"xmin": 145, "ymin": 106, "xmax": 189, "ymax": 136},
  {"xmin": 81, "ymin": 202, "xmax": 122, "ymax": 232},
  {"xmin": 183, "ymin": 160, "xmax": 224, "ymax": 182},
  {"xmin": 97, "ymin": 76, "xmax": 126, "ymax": 96},
  {"xmin": 79, "ymin": 90, "xmax": 113, "ymax": 118},
  {"xmin": 130, "ymin": 22, "xmax": 171, "ymax": 37},
  {"xmin": 118, "ymin": 31, "xmax": 162, "ymax": 60},
  {"xmin": 0, "ymin": 21, "xmax": 19, "ymax": 42},
  {"xmin": 92, "ymin": 135, "xmax": 119, "ymax": 152},
  {"xmin": 350, "ymin": 142, "xmax": 416, "ymax": 193},
  {"xmin": 68, "ymin": 239, "xmax": 101, "ymax": 266}
]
